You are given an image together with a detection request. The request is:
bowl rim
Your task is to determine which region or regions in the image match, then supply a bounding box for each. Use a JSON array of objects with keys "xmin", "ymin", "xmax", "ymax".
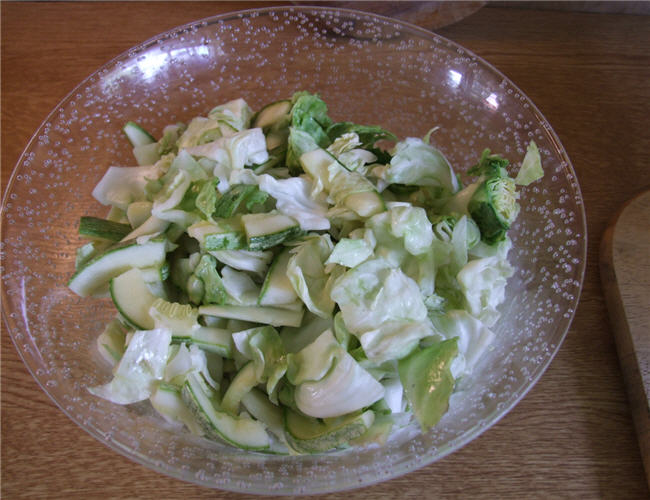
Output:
[{"xmin": 1, "ymin": 5, "xmax": 588, "ymax": 494}]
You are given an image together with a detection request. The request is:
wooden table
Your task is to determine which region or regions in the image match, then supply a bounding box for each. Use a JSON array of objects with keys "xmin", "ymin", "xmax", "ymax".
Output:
[{"xmin": 2, "ymin": 2, "xmax": 649, "ymax": 498}]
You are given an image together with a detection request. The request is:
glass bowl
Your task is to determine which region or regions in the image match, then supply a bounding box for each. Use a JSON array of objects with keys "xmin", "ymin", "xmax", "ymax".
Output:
[{"xmin": 1, "ymin": 7, "xmax": 586, "ymax": 494}]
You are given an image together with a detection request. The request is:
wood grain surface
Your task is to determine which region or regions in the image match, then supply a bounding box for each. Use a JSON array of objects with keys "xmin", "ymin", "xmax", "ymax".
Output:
[
  {"xmin": 600, "ymin": 190, "xmax": 650, "ymax": 485},
  {"xmin": 2, "ymin": 2, "xmax": 650, "ymax": 498}
]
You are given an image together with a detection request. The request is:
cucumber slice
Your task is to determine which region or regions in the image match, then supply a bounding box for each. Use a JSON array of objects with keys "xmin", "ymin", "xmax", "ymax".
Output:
[
  {"xmin": 68, "ymin": 239, "xmax": 167, "ymax": 297},
  {"xmin": 265, "ymin": 130, "xmax": 287, "ymax": 151},
  {"xmin": 123, "ymin": 121, "xmax": 156, "ymax": 147},
  {"xmin": 258, "ymin": 248, "xmax": 298, "ymax": 306},
  {"xmin": 149, "ymin": 298, "xmax": 198, "ymax": 333},
  {"xmin": 182, "ymin": 372, "xmax": 270, "ymax": 450},
  {"xmin": 172, "ymin": 326, "xmax": 232, "ymax": 358},
  {"xmin": 241, "ymin": 213, "xmax": 302, "ymax": 251},
  {"xmin": 241, "ymin": 388, "xmax": 285, "ymax": 441},
  {"xmin": 299, "ymin": 148, "xmax": 336, "ymax": 190},
  {"xmin": 133, "ymin": 142, "xmax": 160, "ymax": 166},
  {"xmin": 283, "ymin": 409, "xmax": 374, "ymax": 454},
  {"xmin": 221, "ymin": 361, "xmax": 258, "ymax": 415},
  {"xmin": 75, "ymin": 241, "xmax": 110, "ymax": 270},
  {"xmin": 188, "ymin": 219, "xmax": 247, "ymax": 251},
  {"xmin": 213, "ymin": 185, "xmax": 267, "ymax": 219},
  {"xmin": 199, "ymin": 304, "xmax": 304, "ymax": 328},
  {"xmin": 252, "ymin": 100, "xmax": 291, "ymax": 130},
  {"xmin": 110, "ymin": 268, "xmax": 158, "ymax": 330},
  {"xmin": 344, "ymin": 190, "xmax": 385, "ymax": 217},
  {"xmin": 79, "ymin": 216, "xmax": 132, "ymax": 242},
  {"xmin": 150, "ymin": 383, "xmax": 204, "ymax": 436},
  {"xmin": 121, "ymin": 215, "xmax": 170, "ymax": 242}
]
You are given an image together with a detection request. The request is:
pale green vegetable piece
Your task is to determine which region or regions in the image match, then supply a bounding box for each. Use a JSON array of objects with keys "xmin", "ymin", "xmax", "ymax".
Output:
[
  {"xmin": 257, "ymin": 174, "xmax": 330, "ymax": 231},
  {"xmin": 515, "ymin": 140, "xmax": 544, "ymax": 186},
  {"xmin": 358, "ymin": 319, "xmax": 435, "ymax": 364},
  {"xmin": 431, "ymin": 309, "xmax": 495, "ymax": 377},
  {"xmin": 286, "ymin": 235, "xmax": 338, "ymax": 318},
  {"xmin": 232, "ymin": 326, "xmax": 287, "ymax": 400},
  {"xmin": 330, "ymin": 258, "xmax": 428, "ymax": 334},
  {"xmin": 457, "ymin": 255, "xmax": 514, "ymax": 327},
  {"xmin": 378, "ymin": 137, "xmax": 460, "ymax": 192},
  {"xmin": 398, "ymin": 338, "xmax": 458, "ymax": 430},
  {"xmin": 291, "ymin": 330, "xmax": 384, "ymax": 418},
  {"xmin": 89, "ymin": 328, "xmax": 172, "ymax": 404},
  {"xmin": 325, "ymin": 228, "xmax": 375, "ymax": 268}
]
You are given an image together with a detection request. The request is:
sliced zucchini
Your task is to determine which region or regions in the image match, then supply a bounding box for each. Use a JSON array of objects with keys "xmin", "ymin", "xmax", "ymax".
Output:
[
  {"xmin": 68, "ymin": 239, "xmax": 167, "ymax": 297},
  {"xmin": 258, "ymin": 248, "xmax": 298, "ymax": 307},
  {"xmin": 241, "ymin": 388, "xmax": 285, "ymax": 441},
  {"xmin": 252, "ymin": 100, "xmax": 292, "ymax": 130},
  {"xmin": 172, "ymin": 326, "xmax": 232, "ymax": 358},
  {"xmin": 150, "ymin": 382, "xmax": 204, "ymax": 436},
  {"xmin": 110, "ymin": 268, "xmax": 158, "ymax": 330},
  {"xmin": 299, "ymin": 148, "xmax": 336, "ymax": 191},
  {"xmin": 79, "ymin": 216, "xmax": 132, "ymax": 242},
  {"xmin": 133, "ymin": 142, "xmax": 161, "ymax": 166},
  {"xmin": 75, "ymin": 240, "xmax": 111, "ymax": 270},
  {"xmin": 199, "ymin": 304, "xmax": 304, "ymax": 328},
  {"xmin": 241, "ymin": 213, "xmax": 302, "ymax": 251},
  {"xmin": 121, "ymin": 215, "xmax": 169, "ymax": 242},
  {"xmin": 213, "ymin": 184, "xmax": 267, "ymax": 219},
  {"xmin": 182, "ymin": 372, "xmax": 270, "ymax": 450},
  {"xmin": 220, "ymin": 361, "xmax": 258, "ymax": 415},
  {"xmin": 284, "ymin": 408, "xmax": 374, "ymax": 454},
  {"xmin": 123, "ymin": 121, "xmax": 156, "ymax": 147},
  {"xmin": 265, "ymin": 130, "xmax": 288, "ymax": 151},
  {"xmin": 188, "ymin": 219, "xmax": 247, "ymax": 251}
]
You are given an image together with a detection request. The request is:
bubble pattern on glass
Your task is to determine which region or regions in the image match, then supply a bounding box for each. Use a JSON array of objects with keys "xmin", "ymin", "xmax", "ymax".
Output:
[{"xmin": 1, "ymin": 7, "xmax": 586, "ymax": 494}]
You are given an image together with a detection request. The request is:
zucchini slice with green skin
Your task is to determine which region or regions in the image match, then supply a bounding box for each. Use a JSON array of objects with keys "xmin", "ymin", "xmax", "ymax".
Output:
[
  {"xmin": 150, "ymin": 383, "xmax": 204, "ymax": 436},
  {"xmin": 213, "ymin": 184, "xmax": 267, "ymax": 219},
  {"xmin": 171, "ymin": 326, "xmax": 232, "ymax": 358},
  {"xmin": 241, "ymin": 388, "xmax": 285, "ymax": 440},
  {"xmin": 252, "ymin": 100, "xmax": 292, "ymax": 130},
  {"xmin": 258, "ymin": 248, "xmax": 298, "ymax": 307},
  {"xmin": 132, "ymin": 142, "xmax": 161, "ymax": 166},
  {"xmin": 199, "ymin": 304, "xmax": 304, "ymax": 328},
  {"xmin": 265, "ymin": 130, "xmax": 288, "ymax": 151},
  {"xmin": 181, "ymin": 372, "xmax": 270, "ymax": 451},
  {"xmin": 188, "ymin": 219, "xmax": 247, "ymax": 251},
  {"xmin": 241, "ymin": 213, "xmax": 302, "ymax": 251},
  {"xmin": 79, "ymin": 216, "xmax": 133, "ymax": 242},
  {"xmin": 283, "ymin": 408, "xmax": 374, "ymax": 454},
  {"xmin": 109, "ymin": 268, "xmax": 158, "ymax": 330},
  {"xmin": 123, "ymin": 121, "xmax": 156, "ymax": 147},
  {"xmin": 220, "ymin": 361, "xmax": 258, "ymax": 415},
  {"xmin": 68, "ymin": 239, "xmax": 167, "ymax": 297}
]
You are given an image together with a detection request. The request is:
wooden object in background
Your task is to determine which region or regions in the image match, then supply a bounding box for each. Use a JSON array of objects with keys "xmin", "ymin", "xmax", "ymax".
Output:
[{"xmin": 600, "ymin": 190, "xmax": 650, "ymax": 487}]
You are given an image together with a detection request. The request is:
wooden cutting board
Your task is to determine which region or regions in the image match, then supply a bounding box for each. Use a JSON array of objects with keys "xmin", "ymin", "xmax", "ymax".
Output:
[{"xmin": 600, "ymin": 189, "xmax": 650, "ymax": 487}]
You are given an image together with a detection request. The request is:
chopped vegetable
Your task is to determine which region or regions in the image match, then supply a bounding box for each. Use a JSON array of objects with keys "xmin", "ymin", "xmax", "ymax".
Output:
[{"xmin": 71, "ymin": 92, "xmax": 543, "ymax": 454}]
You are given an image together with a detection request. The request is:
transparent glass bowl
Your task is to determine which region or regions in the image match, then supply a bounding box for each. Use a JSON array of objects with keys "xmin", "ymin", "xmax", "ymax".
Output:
[{"xmin": 1, "ymin": 7, "xmax": 586, "ymax": 494}]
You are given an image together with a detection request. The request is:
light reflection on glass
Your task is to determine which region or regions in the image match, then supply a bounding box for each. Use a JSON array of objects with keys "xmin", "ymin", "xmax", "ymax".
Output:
[
  {"xmin": 135, "ymin": 45, "xmax": 214, "ymax": 80},
  {"xmin": 448, "ymin": 69, "xmax": 462, "ymax": 87},
  {"xmin": 101, "ymin": 44, "xmax": 218, "ymax": 94},
  {"xmin": 485, "ymin": 92, "xmax": 499, "ymax": 109}
]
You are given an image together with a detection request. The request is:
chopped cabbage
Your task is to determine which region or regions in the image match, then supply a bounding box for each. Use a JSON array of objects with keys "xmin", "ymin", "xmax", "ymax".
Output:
[{"xmin": 75, "ymin": 92, "xmax": 542, "ymax": 453}]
